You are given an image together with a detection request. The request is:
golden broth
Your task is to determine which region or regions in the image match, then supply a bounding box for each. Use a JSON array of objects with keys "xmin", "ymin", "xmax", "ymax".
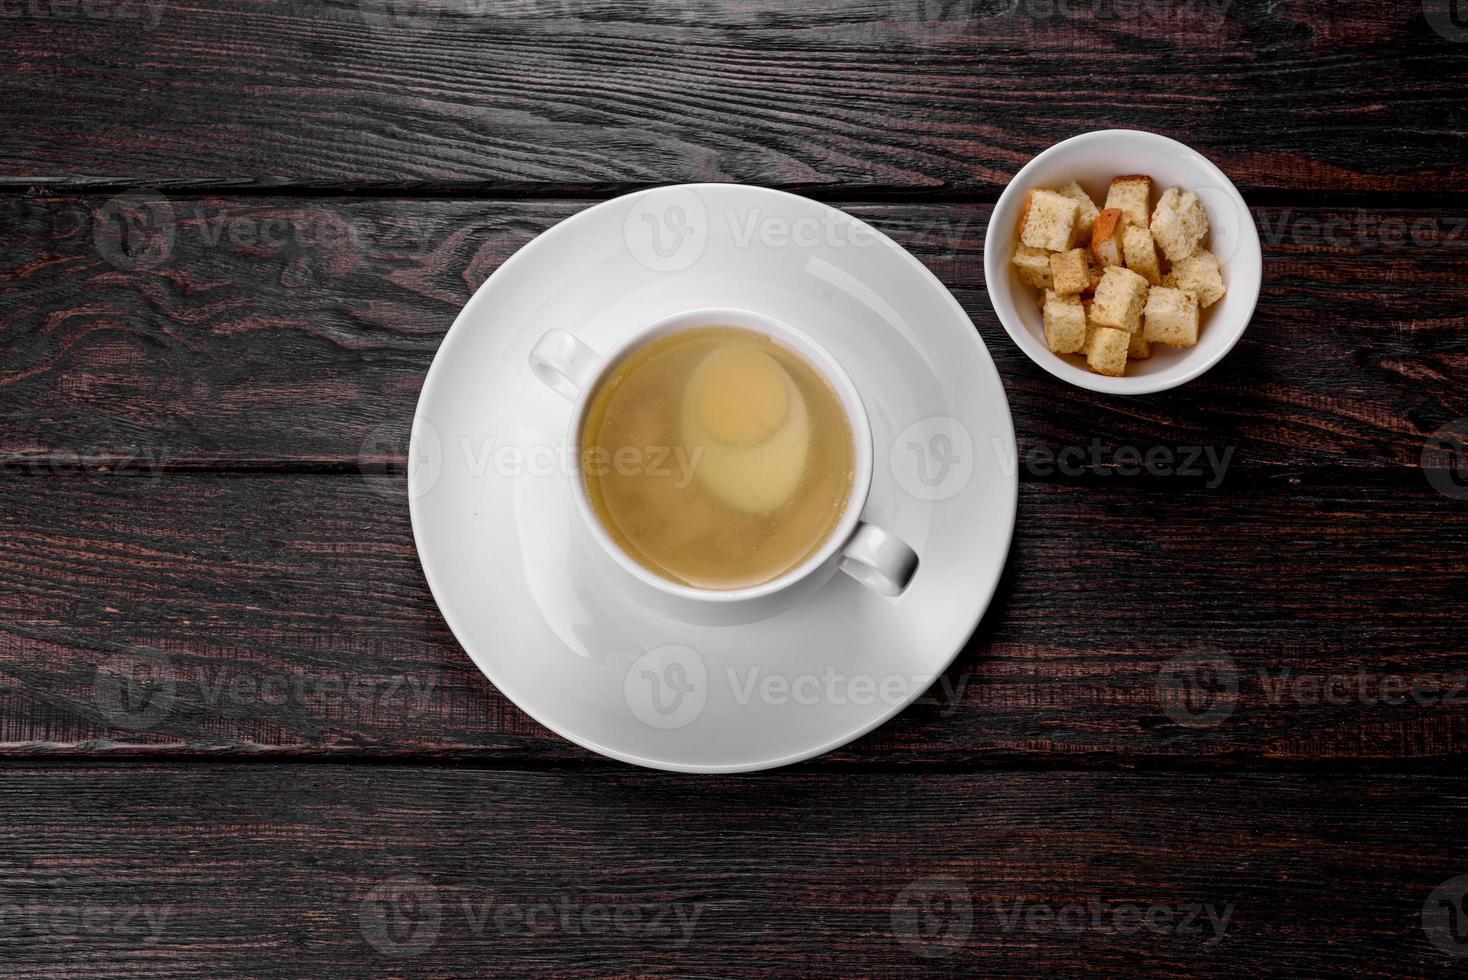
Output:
[{"xmin": 580, "ymin": 326, "xmax": 856, "ymax": 590}]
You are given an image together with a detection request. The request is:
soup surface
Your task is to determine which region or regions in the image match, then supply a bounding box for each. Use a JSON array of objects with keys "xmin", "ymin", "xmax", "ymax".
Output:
[{"xmin": 579, "ymin": 326, "xmax": 857, "ymax": 590}]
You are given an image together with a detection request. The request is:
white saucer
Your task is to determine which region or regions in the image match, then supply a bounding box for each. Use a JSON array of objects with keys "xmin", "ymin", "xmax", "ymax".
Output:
[{"xmin": 409, "ymin": 184, "xmax": 1017, "ymax": 772}]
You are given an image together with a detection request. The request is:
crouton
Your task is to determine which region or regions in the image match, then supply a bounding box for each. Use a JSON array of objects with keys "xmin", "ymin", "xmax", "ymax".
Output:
[
  {"xmin": 1105, "ymin": 175, "xmax": 1152, "ymax": 228},
  {"xmin": 1165, "ymin": 250, "xmax": 1227, "ymax": 308},
  {"xmin": 1089, "ymin": 266, "xmax": 1150, "ymax": 334},
  {"xmin": 1049, "ymin": 248, "xmax": 1091, "ymax": 296},
  {"xmin": 1018, "ymin": 189, "xmax": 1080, "ymax": 251},
  {"xmin": 1128, "ymin": 331, "xmax": 1153, "ymax": 360},
  {"xmin": 1150, "ymin": 187, "xmax": 1210, "ymax": 262},
  {"xmin": 1085, "ymin": 326, "xmax": 1130, "ymax": 377},
  {"xmin": 1142, "ymin": 286, "xmax": 1200, "ymax": 347},
  {"xmin": 1043, "ymin": 292, "xmax": 1088, "ymax": 354},
  {"xmin": 1012, "ymin": 245, "xmax": 1054, "ymax": 289},
  {"xmin": 1090, "ymin": 208, "xmax": 1125, "ymax": 268},
  {"xmin": 1122, "ymin": 225, "xmax": 1162, "ymax": 285},
  {"xmin": 1053, "ymin": 182, "xmax": 1100, "ymax": 240}
]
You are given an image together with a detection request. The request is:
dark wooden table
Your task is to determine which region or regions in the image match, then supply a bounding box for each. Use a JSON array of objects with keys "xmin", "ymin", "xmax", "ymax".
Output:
[{"xmin": 2, "ymin": 0, "xmax": 1467, "ymax": 975}]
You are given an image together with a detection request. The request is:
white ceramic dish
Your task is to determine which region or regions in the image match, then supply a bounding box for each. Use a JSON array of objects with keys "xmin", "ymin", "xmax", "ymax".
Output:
[
  {"xmin": 409, "ymin": 183, "xmax": 1017, "ymax": 772},
  {"xmin": 984, "ymin": 129, "xmax": 1263, "ymax": 395}
]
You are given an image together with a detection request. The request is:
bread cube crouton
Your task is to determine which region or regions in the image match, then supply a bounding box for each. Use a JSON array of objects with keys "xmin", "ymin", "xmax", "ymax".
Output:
[
  {"xmin": 1150, "ymin": 187, "xmax": 1210, "ymax": 262},
  {"xmin": 1142, "ymin": 286, "xmax": 1200, "ymax": 347},
  {"xmin": 1090, "ymin": 208, "xmax": 1125, "ymax": 267},
  {"xmin": 1043, "ymin": 292, "xmax": 1088, "ymax": 354},
  {"xmin": 1165, "ymin": 250, "xmax": 1227, "ymax": 308},
  {"xmin": 1128, "ymin": 331, "xmax": 1153, "ymax": 360},
  {"xmin": 1053, "ymin": 182, "xmax": 1100, "ymax": 240},
  {"xmin": 1018, "ymin": 189, "xmax": 1081, "ymax": 251},
  {"xmin": 1105, "ymin": 175, "xmax": 1153, "ymax": 228},
  {"xmin": 1122, "ymin": 225, "xmax": 1162, "ymax": 285},
  {"xmin": 1012, "ymin": 245, "xmax": 1054, "ymax": 289},
  {"xmin": 1089, "ymin": 266, "xmax": 1150, "ymax": 334},
  {"xmin": 1049, "ymin": 248, "xmax": 1091, "ymax": 296},
  {"xmin": 1085, "ymin": 326, "xmax": 1130, "ymax": 377}
]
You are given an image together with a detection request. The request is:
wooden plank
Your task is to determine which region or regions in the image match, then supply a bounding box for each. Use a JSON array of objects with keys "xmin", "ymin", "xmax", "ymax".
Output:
[
  {"xmin": 0, "ymin": 764, "xmax": 1461, "ymax": 975},
  {"xmin": 1, "ymin": 197, "xmax": 1465, "ymax": 474},
  {"xmin": 0, "ymin": 0, "xmax": 1464, "ymax": 192},
  {"xmin": 2, "ymin": 473, "xmax": 1465, "ymax": 762}
]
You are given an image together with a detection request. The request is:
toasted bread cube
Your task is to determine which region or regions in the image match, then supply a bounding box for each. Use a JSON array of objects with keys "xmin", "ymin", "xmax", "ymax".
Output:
[
  {"xmin": 1122, "ymin": 225, "xmax": 1162, "ymax": 285},
  {"xmin": 1090, "ymin": 208, "xmax": 1125, "ymax": 268},
  {"xmin": 1043, "ymin": 292, "xmax": 1088, "ymax": 354},
  {"xmin": 1085, "ymin": 326, "xmax": 1130, "ymax": 377},
  {"xmin": 1053, "ymin": 181, "xmax": 1100, "ymax": 240},
  {"xmin": 1019, "ymin": 189, "xmax": 1081, "ymax": 251},
  {"xmin": 1142, "ymin": 286, "xmax": 1200, "ymax": 347},
  {"xmin": 1166, "ymin": 250, "xmax": 1227, "ymax": 308},
  {"xmin": 1012, "ymin": 245, "xmax": 1054, "ymax": 289},
  {"xmin": 1128, "ymin": 331, "xmax": 1153, "ymax": 359},
  {"xmin": 1049, "ymin": 248, "xmax": 1091, "ymax": 296},
  {"xmin": 1105, "ymin": 175, "xmax": 1152, "ymax": 228},
  {"xmin": 1089, "ymin": 266, "xmax": 1150, "ymax": 334},
  {"xmin": 1150, "ymin": 187, "xmax": 1210, "ymax": 262}
]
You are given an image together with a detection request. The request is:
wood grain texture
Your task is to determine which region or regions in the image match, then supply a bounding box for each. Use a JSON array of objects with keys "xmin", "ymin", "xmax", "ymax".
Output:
[
  {"xmin": 2, "ymin": 472, "xmax": 1464, "ymax": 763},
  {"xmin": 1, "ymin": 197, "xmax": 1465, "ymax": 474},
  {"xmin": 0, "ymin": 0, "xmax": 1464, "ymax": 192},
  {"xmin": 0, "ymin": 764, "xmax": 1462, "ymax": 976}
]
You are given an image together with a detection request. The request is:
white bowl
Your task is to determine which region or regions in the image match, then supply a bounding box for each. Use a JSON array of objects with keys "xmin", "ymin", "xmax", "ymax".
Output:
[{"xmin": 984, "ymin": 129, "xmax": 1262, "ymax": 395}]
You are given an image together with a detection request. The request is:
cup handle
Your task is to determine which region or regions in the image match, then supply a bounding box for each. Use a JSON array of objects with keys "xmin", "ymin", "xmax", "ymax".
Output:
[
  {"xmin": 839, "ymin": 523, "xmax": 918, "ymax": 597},
  {"xmin": 529, "ymin": 329, "xmax": 601, "ymax": 401}
]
